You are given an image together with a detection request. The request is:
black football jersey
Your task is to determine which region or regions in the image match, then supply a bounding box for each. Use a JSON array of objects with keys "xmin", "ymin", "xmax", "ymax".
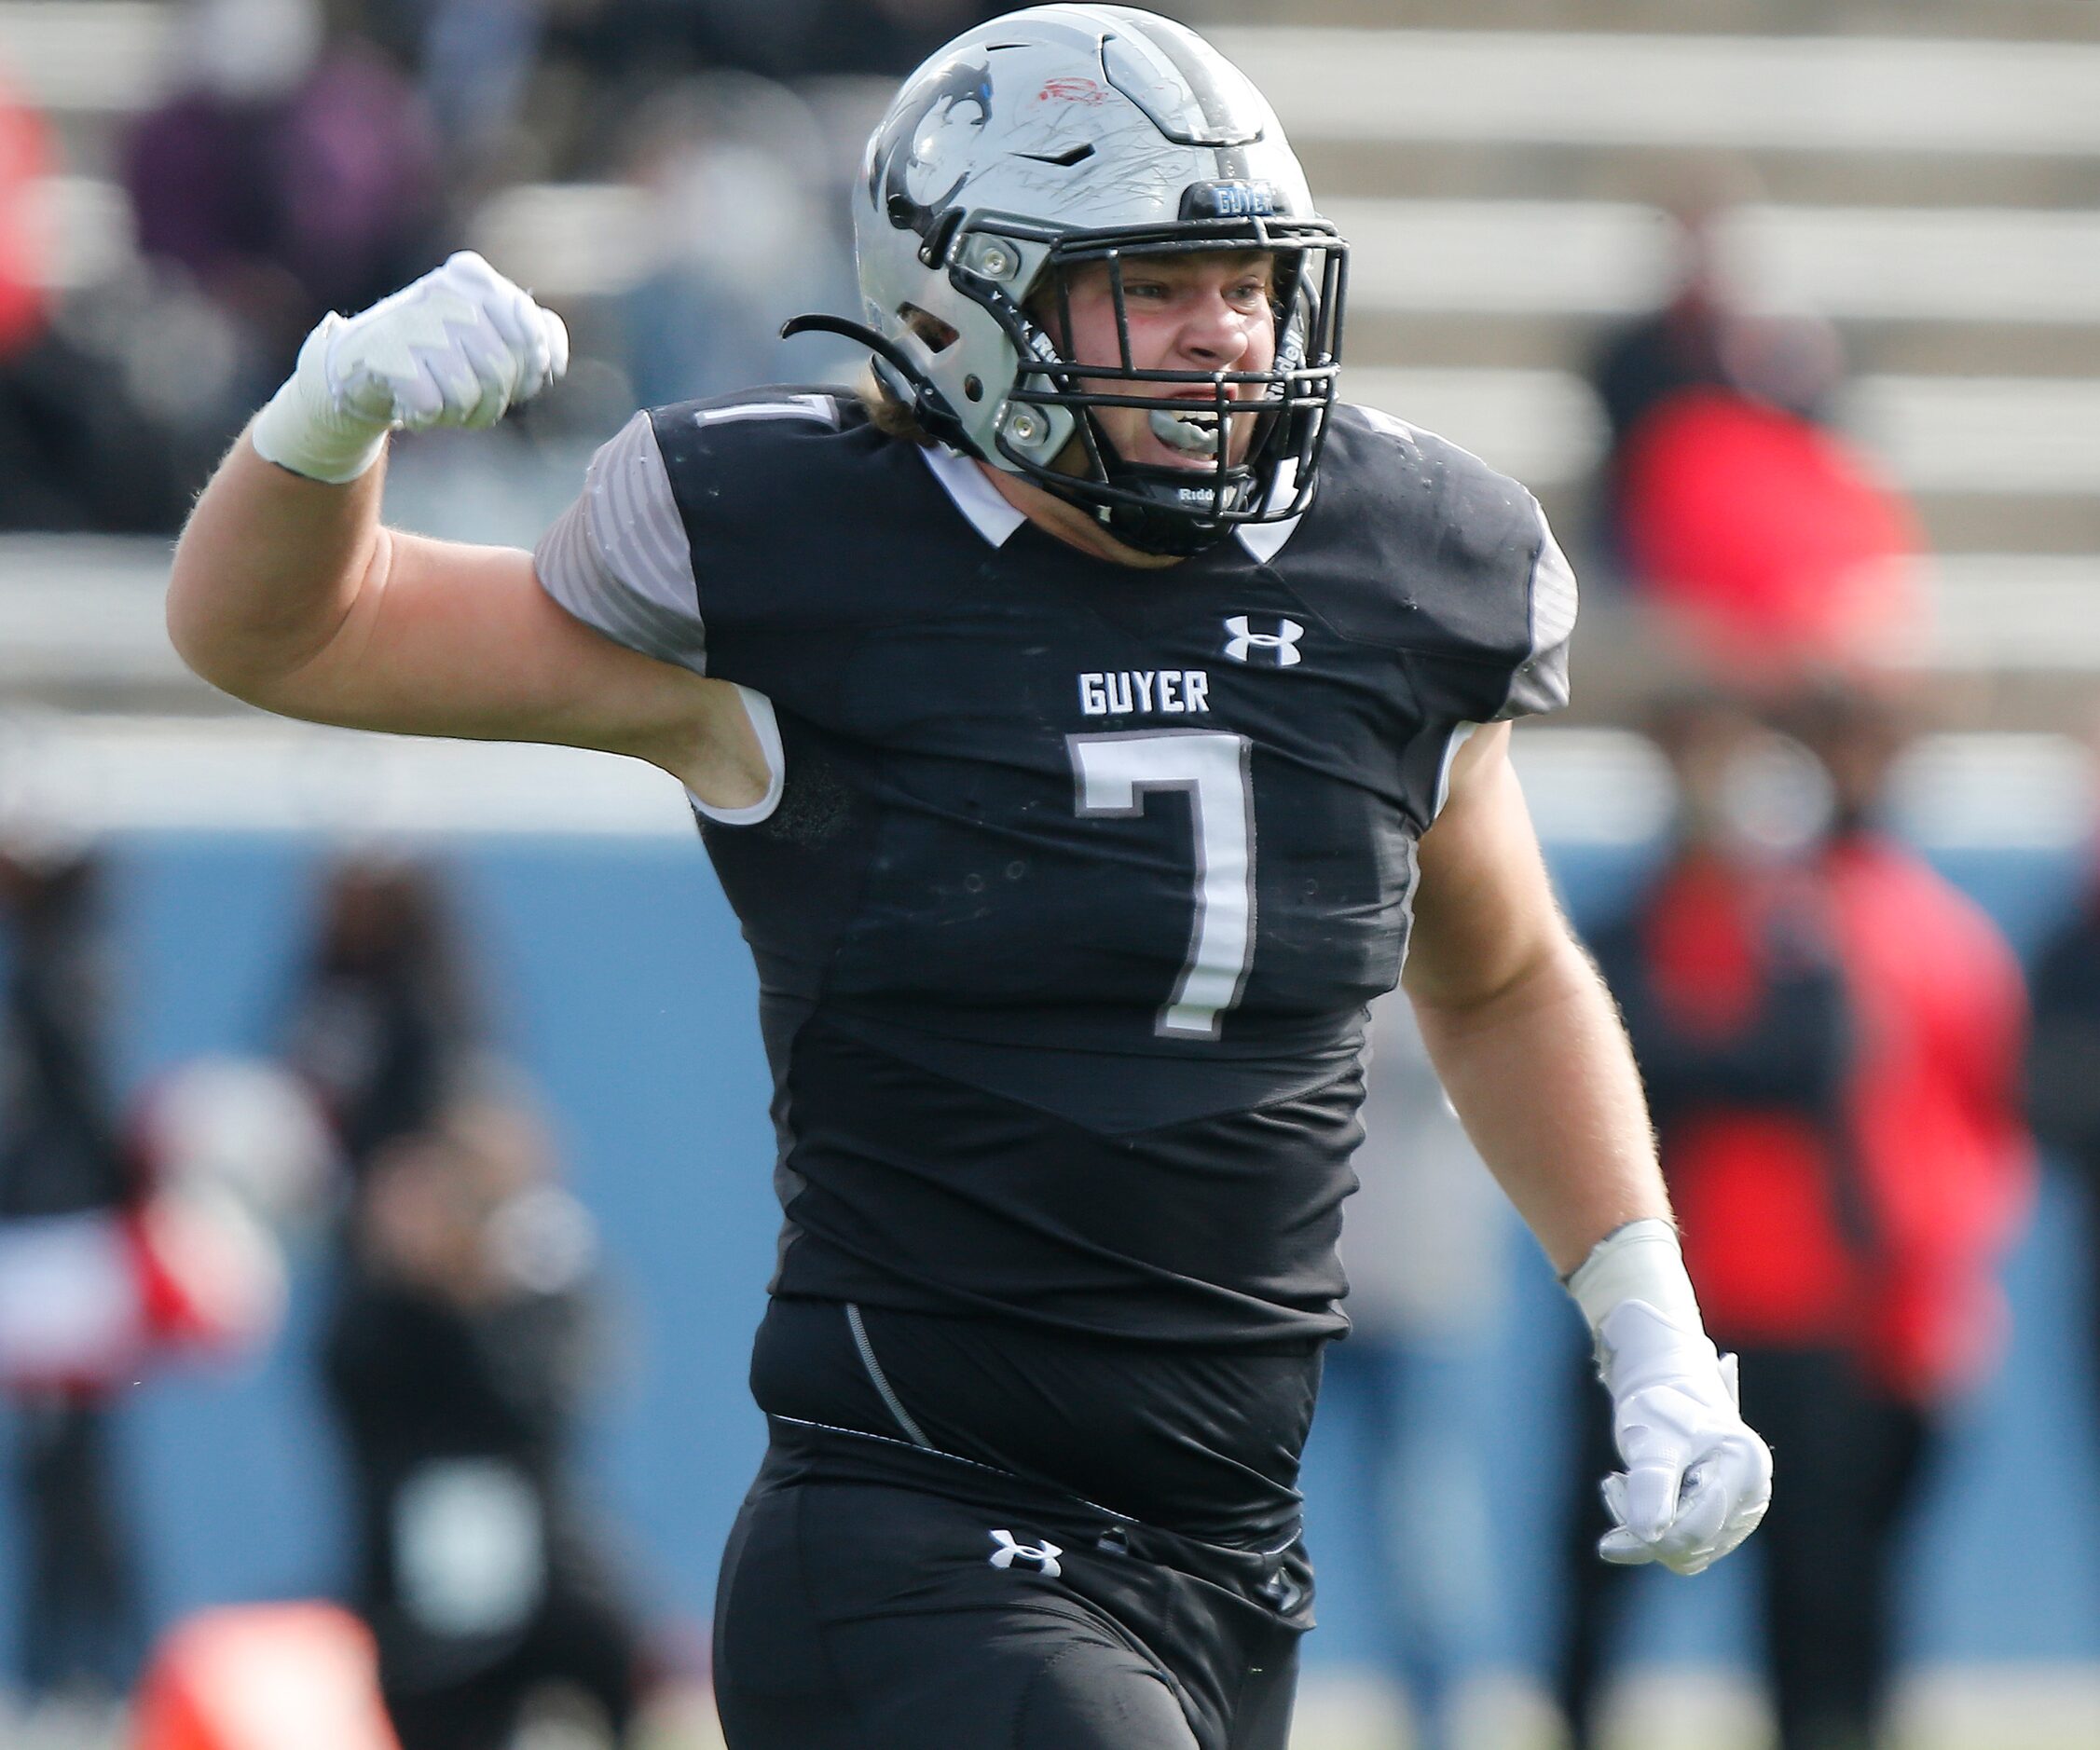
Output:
[{"xmin": 535, "ymin": 390, "xmax": 1574, "ymax": 1347}]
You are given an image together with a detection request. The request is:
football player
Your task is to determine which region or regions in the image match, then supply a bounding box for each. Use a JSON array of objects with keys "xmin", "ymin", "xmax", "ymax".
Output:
[{"xmin": 167, "ymin": 7, "xmax": 1772, "ymax": 1746}]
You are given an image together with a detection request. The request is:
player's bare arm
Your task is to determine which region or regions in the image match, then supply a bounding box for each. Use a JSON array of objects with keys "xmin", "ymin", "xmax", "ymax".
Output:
[
  {"xmin": 1407, "ymin": 720, "xmax": 1773, "ymax": 1577},
  {"xmin": 1403, "ymin": 721, "xmax": 1666, "ymax": 1275},
  {"xmin": 166, "ymin": 254, "xmax": 768, "ymax": 813}
]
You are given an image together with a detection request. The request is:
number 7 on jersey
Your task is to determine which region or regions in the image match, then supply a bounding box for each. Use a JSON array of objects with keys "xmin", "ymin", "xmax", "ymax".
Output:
[{"xmin": 1067, "ymin": 730, "xmax": 1257, "ymax": 1042}]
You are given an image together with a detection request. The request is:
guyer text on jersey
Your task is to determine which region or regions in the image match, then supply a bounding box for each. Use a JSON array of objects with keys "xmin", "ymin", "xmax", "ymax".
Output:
[{"xmin": 1077, "ymin": 671, "xmax": 1213, "ymax": 718}]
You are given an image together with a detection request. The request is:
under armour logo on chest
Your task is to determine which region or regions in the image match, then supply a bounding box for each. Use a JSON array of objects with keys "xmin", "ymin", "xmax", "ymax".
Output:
[
  {"xmin": 1223, "ymin": 615, "xmax": 1304, "ymax": 666},
  {"xmin": 987, "ymin": 1528, "xmax": 1064, "ymax": 1577}
]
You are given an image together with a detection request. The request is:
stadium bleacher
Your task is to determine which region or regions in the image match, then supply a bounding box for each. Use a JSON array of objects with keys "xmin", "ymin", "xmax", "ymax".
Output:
[{"xmin": 2, "ymin": 0, "xmax": 2096, "ymax": 718}]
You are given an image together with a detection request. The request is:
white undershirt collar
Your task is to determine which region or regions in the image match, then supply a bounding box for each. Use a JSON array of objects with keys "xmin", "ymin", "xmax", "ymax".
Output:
[
  {"xmin": 918, "ymin": 443, "xmax": 1027, "ymax": 546},
  {"xmin": 1235, "ymin": 513, "xmax": 1301, "ymax": 564},
  {"xmin": 916, "ymin": 444, "xmax": 1304, "ymax": 562}
]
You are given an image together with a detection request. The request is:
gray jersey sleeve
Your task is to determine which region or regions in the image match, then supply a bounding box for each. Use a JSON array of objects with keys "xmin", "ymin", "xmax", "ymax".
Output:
[
  {"xmin": 1496, "ymin": 511, "xmax": 1578, "ymax": 720},
  {"xmin": 534, "ymin": 410, "xmax": 708, "ymax": 674}
]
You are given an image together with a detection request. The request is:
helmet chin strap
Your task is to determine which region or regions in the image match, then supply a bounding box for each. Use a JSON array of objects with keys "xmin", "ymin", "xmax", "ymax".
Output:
[
  {"xmin": 1104, "ymin": 503, "xmax": 1231, "ymax": 558},
  {"xmin": 1094, "ymin": 483, "xmax": 1239, "ymax": 557},
  {"xmin": 976, "ymin": 405, "xmax": 1256, "ymax": 558},
  {"xmin": 1075, "ymin": 414, "xmax": 1256, "ymax": 558}
]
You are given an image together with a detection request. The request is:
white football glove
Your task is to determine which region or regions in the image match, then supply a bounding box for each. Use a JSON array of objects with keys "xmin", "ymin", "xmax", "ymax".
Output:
[
  {"xmin": 250, "ymin": 250, "xmax": 570, "ymax": 485},
  {"xmin": 1568, "ymin": 1220, "xmax": 1774, "ymax": 1577}
]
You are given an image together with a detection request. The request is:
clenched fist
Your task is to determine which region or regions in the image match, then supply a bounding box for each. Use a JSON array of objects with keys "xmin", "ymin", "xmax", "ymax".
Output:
[
  {"xmin": 250, "ymin": 251, "xmax": 570, "ymax": 485},
  {"xmin": 1592, "ymin": 1299, "xmax": 1773, "ymax": 1575},
  {"xmin": 1568, "ymin": 1219, "xmax": 1774, "ymax": 1577}
]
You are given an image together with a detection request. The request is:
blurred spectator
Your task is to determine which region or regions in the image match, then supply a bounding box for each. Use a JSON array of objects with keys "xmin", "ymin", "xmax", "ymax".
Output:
[
  {"xmin": 0, "ymin": 68, "xmax": 203, "ymax": 530},
  {"xmin": 612, "ymin": 74, "xmax": 859, "ymax": 407},
  {"xmin": 1326, "ymin": 991, "xmax": 1509, "ymax": 1750},
  {"xmin": 2019, "ymin": 762, "xmax": 2100, "ymax": 1457},
  {"xmin": 284, "ymin": 859, "xmax": 646, "ymax": 1743},
  {"xmin": 504, "ymin": 0, "xmax": 1009, "ymax": 181},
  {"xmin": 407, "ymin": 0, "xmax": 552, "ymax": 171},
  {"xmin": 0, "ymin": 68, "xmax": 50, "ymax": 361},
  {"xmin": 0, "ymin": 0, "xmax": 450, "ymax": 526},
  {"xmin": 0, "ymin": 853, "xmax": 124, "ymax": 1226},
  {"xmin": 1589, "ymin": 191, "xmax": 1742, "ymax": 517},
  {"xmin": 1589, "ymin": 183, "xmax": 1921, "ymax": 676},
  {"xmin": 123, "ymin": 0, "xmax": 446, "ymax": 403},
  {"xmin": 1613, "ymin": 379, "xmax": 1920, "ymax": 680},
  {"xmin": 0, "ymin": 847, "xmax": 333, "ymax": 1715},
  {"xmin": 1558, "ymin": 687, "xmax": 2034, "ymax": 1750},
  {"xmin": 282, "ymin": 854, "xmax": 483, "ymax": 1176},
  {"xmin": 323, "ymin": 1082, "xmax": 646, "ymax": 1750},
  {"xmin": 1591, "ymin": 174, "xmax": 1841, "ymax": 529},
  {"xmin": 545, "ymin": 0, "xmax": 1002, "ymax": 107},
  {"xmin": 0, "ymin": 848, "xmax": 141, "ymax": 1707},
  {"xmin": 804, "ymin": 0, "xmax": 1010, "ymax": 75}
]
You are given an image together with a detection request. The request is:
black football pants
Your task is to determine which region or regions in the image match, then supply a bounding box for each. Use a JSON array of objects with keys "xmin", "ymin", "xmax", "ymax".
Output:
[
  {"xmin": 16, "ymin": 1395, "xmax": 142, "ymax": 1696},
  {"xmin": 713, "ymin": 1443, "xmax": 1309, "ymax": 1750}
]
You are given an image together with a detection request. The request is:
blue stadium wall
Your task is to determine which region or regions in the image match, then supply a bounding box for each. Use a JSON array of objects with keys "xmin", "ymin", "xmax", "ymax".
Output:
[{"xmin": 0, "ymin": 829, "xmax": 2095, "ymax": 1683}]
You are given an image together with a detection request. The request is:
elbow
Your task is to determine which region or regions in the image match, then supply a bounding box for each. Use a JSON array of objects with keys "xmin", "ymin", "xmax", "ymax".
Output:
[
  {"xmin": 1410, "ymin": 920, "xmax": 1590, "ymax": 1032},
  {"xmin": 164, "ymin": 525, "xmax": 376, "ymax": 713},
  {"xmin": 165, "ymin": 562, "xmax": 271, "ymax": 704},
  {"xmin": 162, "ymin": 439, "xmax": 382, "ymax": 709},
  {"xmin": 165, "ymin": 561, "xmax": 235, "ymax": 692},
  {"xmin": 164, "ymin": 571, "xmax": 214, "ymax": 684},
  {"xmin": 164, "ymin": 454, "xmax": 263, "ymax": 697}
]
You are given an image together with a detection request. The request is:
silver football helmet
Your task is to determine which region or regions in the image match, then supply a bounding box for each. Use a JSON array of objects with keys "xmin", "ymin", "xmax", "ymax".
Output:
[{"xmin": 787, "ymin": 4, "xmax": 1346, "ymax": 557}]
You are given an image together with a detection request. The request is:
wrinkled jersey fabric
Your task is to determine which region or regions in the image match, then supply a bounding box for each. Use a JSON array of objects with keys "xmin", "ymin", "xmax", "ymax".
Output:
[{"xmin": 536, "ymin": 389, "xmax": 1574, "ymax": 1349}]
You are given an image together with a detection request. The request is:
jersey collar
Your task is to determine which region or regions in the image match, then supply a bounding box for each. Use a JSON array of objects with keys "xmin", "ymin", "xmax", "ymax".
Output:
[{"xmin": 919, "ymin": 444, "xmax": 1303, "ymax": 561}]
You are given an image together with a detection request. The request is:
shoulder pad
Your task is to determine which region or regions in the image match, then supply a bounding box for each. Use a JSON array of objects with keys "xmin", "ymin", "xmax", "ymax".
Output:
[{"xmin": 1300, "ymin": 403, "xmax": 1574, "ymax": 719}]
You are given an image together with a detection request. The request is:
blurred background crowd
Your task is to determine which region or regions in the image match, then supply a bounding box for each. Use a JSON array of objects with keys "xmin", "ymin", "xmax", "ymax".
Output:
[{"xmin": 0, "ymin": 0, "xmax": 2096, "ymax": 1745}]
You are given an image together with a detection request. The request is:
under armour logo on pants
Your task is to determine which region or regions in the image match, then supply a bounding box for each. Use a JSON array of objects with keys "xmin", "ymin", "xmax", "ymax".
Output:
[
  {"xmin": 1223, "ymin": 615, "xmax": 1304, "ymax": 666},
  {"xmin": 987, "ymin": 1529, "xmax": 1064, "ymax": 1577}
]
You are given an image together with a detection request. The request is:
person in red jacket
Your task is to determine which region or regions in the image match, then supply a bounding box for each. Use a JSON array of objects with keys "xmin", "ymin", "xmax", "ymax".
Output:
[{"xmin": 1558, "ymin": 685, "xmax": 2033, "ymax": 1750}]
